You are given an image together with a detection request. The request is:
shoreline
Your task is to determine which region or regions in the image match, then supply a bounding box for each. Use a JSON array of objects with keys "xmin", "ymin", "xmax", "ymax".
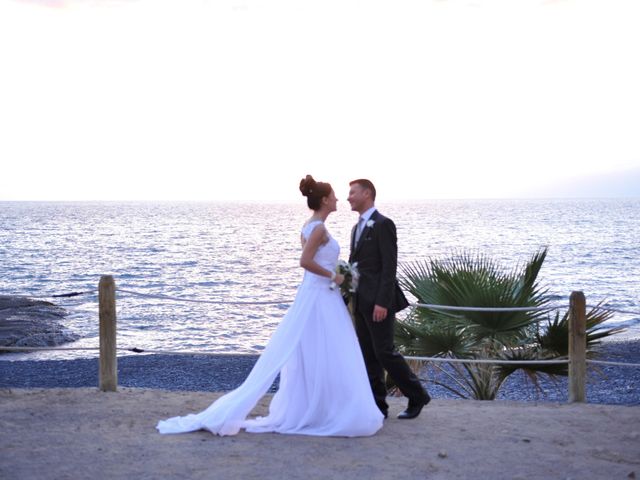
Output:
[{"xmin": 2, "ymin": 339, "xmax": 638, "ymax": 406}]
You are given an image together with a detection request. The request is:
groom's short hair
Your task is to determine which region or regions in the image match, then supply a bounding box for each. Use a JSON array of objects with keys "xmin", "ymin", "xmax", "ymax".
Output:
[{"xmin": 350, "ymin": 179, "xmax": 376, "ymax": 201}]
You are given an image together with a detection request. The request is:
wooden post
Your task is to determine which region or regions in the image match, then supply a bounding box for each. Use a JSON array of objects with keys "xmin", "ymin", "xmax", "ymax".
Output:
[
  {"xmin": 568, "ymin": 291, "xmax": 586, "ymax": 403},
  {"xmin": 99, "ymin": 275, "xmax": 117, "ymax": 392}
]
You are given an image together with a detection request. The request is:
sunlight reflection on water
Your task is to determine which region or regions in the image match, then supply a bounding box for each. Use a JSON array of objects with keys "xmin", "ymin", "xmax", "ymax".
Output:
[{"xmin": 1, "ymin": 199, "xmax": 638, "ymax": 360}]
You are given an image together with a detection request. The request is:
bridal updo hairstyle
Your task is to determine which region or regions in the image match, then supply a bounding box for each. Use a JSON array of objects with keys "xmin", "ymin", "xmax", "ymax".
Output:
[{"xmin": 299, "ymin": 175, "xmax": 332, "ymax": 211}]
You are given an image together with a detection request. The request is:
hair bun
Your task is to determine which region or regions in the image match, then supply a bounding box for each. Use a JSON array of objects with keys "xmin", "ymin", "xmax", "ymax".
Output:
[{"xmin": 299, "ymin": 175, "xmax": 317, "ymax": 197}]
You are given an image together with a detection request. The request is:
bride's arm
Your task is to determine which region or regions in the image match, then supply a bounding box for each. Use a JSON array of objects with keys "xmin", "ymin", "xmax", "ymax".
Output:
[{"xmin": 300, "ymin": 225, "xmax": 345, "ymax": 285}]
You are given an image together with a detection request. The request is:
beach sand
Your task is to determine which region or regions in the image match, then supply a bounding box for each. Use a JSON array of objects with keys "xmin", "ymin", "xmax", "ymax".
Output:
[{"xmin": 1, "ymin": 388, "xmax": 638, "ymax": 480}]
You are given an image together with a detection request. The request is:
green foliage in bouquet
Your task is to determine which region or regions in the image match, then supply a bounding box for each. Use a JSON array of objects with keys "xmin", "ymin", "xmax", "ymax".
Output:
[{"xmin": 333, "ymin": 260, "xmax": 359, "ymax": 303}]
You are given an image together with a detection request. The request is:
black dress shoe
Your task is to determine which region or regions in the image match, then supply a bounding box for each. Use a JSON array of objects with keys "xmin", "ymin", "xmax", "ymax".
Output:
[
  {"xmin": 397, "ymin": 396, "xmax": 430, "ymax": 420},
  {"xmin": 377, "ymin": 402, "xmax": 389, "ymax": 419}
]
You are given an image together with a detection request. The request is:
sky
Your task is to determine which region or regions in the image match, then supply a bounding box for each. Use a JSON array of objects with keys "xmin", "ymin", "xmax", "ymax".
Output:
[{"xmin": 1, "ymin": 0, "xmax": 639, "ymax": 202}]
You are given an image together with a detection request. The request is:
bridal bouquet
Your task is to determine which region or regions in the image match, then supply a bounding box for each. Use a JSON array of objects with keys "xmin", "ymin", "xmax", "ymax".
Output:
[{"xmin": 330, "ymin": 260, "xmax": 359, "ymax": 300}]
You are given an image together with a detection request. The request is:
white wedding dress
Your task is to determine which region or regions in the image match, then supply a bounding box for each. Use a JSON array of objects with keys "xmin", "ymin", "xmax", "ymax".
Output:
[{"xmin": 156, "ymin": 221, "xmax": 383, "ymax": 437}]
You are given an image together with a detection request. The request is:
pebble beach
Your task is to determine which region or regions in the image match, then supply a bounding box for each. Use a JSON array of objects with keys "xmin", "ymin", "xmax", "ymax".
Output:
[{"xmin": 2, "ymin": 340, "xmax": 639, "ymax": 405}]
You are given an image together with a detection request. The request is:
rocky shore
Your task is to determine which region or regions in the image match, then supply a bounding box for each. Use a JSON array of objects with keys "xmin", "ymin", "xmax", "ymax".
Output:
[{"xmin": 0, "ymin": 295, "xmax": 79, "ymax": 348}]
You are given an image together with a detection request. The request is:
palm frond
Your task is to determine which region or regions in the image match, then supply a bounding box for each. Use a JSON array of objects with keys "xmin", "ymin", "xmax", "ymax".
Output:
[
  {"xmin": 538, "ymin": 300, "xmax": 625, "ymax": 357},
  {"xmin": 395, "ymin": 247, "xmax": 625, "ymax": 401},
  {"xmin": 400, "ymin": 247, "xmax": 550, "ymax": 342}
]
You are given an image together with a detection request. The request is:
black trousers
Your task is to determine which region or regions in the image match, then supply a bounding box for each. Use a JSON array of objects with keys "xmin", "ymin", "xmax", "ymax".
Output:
[{"xmin": 354, "ymin": 309, "xmax": 429, "ymax": 412}]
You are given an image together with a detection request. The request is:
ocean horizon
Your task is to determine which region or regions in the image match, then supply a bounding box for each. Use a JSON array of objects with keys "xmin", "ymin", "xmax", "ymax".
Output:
[{"xmin": 1, "ymin": 198, "xmax": 639, "ymax": 360}]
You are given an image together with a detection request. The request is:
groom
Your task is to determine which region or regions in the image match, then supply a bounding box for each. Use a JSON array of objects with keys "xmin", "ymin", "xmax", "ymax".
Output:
[{"xmin": 348, "ymin": 179, "xmax": 430, "ymax": 420}]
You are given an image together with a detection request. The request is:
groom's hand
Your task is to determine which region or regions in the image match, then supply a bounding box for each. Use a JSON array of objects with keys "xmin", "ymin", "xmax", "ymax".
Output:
[{"xmin": 372, "ymin": 305, "xmax": 388, "ymax": 322}]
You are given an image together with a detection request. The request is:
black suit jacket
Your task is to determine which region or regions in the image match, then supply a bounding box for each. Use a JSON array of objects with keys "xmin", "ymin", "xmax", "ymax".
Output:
[{"xmin": 349, "ymin": 210, "xmax": 409, "ymax": 316}]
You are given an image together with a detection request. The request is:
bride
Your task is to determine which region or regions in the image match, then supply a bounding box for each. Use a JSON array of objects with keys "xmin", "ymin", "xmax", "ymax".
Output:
[{"xmin": 156, "ymin": 175, "xmax": 384, "ymax": 437}]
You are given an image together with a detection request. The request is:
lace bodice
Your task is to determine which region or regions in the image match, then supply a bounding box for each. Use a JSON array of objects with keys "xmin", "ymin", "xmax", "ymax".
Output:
[{"xmin": 301, "ymin": 221, "xmax": 339, "ymax": 282}]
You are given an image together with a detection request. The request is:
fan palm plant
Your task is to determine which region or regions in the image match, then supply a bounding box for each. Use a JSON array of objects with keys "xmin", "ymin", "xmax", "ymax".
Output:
[{"xmin": 396, "ymin": 247, "xmax": 623, "ymax": 400}]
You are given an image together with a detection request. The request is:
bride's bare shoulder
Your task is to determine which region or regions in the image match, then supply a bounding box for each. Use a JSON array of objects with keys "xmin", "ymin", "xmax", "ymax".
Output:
[
  {"xmin": 302, "ymin": 218, "xmax": 325, "ymax": 231},
  {"xmin": 301, "ymin": 220, "xmax": 327, "ymax": 245}
]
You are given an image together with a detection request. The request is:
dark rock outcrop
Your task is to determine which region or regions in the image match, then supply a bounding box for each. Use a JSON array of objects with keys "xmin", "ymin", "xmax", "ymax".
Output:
[{"xmin": 0, "ymin": 295, "xmax": 79, "ymax": 350}]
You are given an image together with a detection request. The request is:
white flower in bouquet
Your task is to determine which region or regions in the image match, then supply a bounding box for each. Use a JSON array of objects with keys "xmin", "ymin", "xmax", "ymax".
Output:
[{"xmin": 330, "ymin": 260, "xmax": 359, "ymax": 299}]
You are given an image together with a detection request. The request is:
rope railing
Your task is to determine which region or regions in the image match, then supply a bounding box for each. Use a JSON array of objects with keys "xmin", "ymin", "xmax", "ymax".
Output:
[
  {"xmin": 413, "ymin": 302, "xmax": 640, "ymax": 316},
  {"xmin": 410, "ymin": 302, "xmax": 564, "ymax": 313},
  {"xmin": 5, "ymin": 342, "xmax": 640, "ymax": 367},
  {"xmin": 405, "ymin": 356, "xmax": 569, "ymax": 365},
  {"xmin": 0, "ymin": 346, "xmax": 100, "ymax": 352},
  {"xmin": 4, "ymin": 345, "xmax": 640, "ymax": 368},
  {"xmin": 3, "ymin": 277, "xmax": 639, "ymax": 401},
  {"xmin": 118, "ymin": 289, "xmax": 640, "ymax": 316},
  {"xmin": 54, "ymin": 287, "xmax": 640, "ymax": 316},
  {"xmin": 586, "ymin": 359, "xmax": 640, "ymax": 368},
  {"xmin": 405, "ymin": 355, "xmax": 640, "ymax": 368},
  {"xmin": 0, "ymin": 345, "xmax": 250, "ymax": 356},
  {"xmin": 19, "ymin": 286, "xmax": 640, "ymax": 316},
  {"xmin": 116, "ymin": 288, "xmax": 288, "ymax": 306}
]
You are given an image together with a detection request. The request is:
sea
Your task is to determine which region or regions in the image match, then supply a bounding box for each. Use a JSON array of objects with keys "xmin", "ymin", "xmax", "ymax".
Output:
[{"xmin": 1, "ymin": 199, "xmax": 639, "ymax": 361}]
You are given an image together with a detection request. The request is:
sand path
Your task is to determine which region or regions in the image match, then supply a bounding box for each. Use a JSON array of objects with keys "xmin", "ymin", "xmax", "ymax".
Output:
[{"xmin": 1, "ymin": 388, "xmax": 638, "ymax": 480}]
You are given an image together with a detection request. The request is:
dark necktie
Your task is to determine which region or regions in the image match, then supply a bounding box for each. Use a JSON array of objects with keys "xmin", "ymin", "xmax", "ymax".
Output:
[{"xmin": 355, "ymin": 217, "xmax": 365, "ymax": 243}]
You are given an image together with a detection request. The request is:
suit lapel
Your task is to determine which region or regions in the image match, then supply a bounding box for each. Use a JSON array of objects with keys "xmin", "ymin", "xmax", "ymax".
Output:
[
  {"xmin": 353, "ymin": 209, "xmax": 379, "ymax": 255},
  {"xmin": 350, "ymin": 224, "xmax": 357, "ymax": 253}
]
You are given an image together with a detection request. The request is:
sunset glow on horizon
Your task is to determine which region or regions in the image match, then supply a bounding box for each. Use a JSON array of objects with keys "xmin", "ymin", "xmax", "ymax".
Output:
[{"xmin": 1, "ymin": 0, "xmax": 639, "ymax": 202}]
